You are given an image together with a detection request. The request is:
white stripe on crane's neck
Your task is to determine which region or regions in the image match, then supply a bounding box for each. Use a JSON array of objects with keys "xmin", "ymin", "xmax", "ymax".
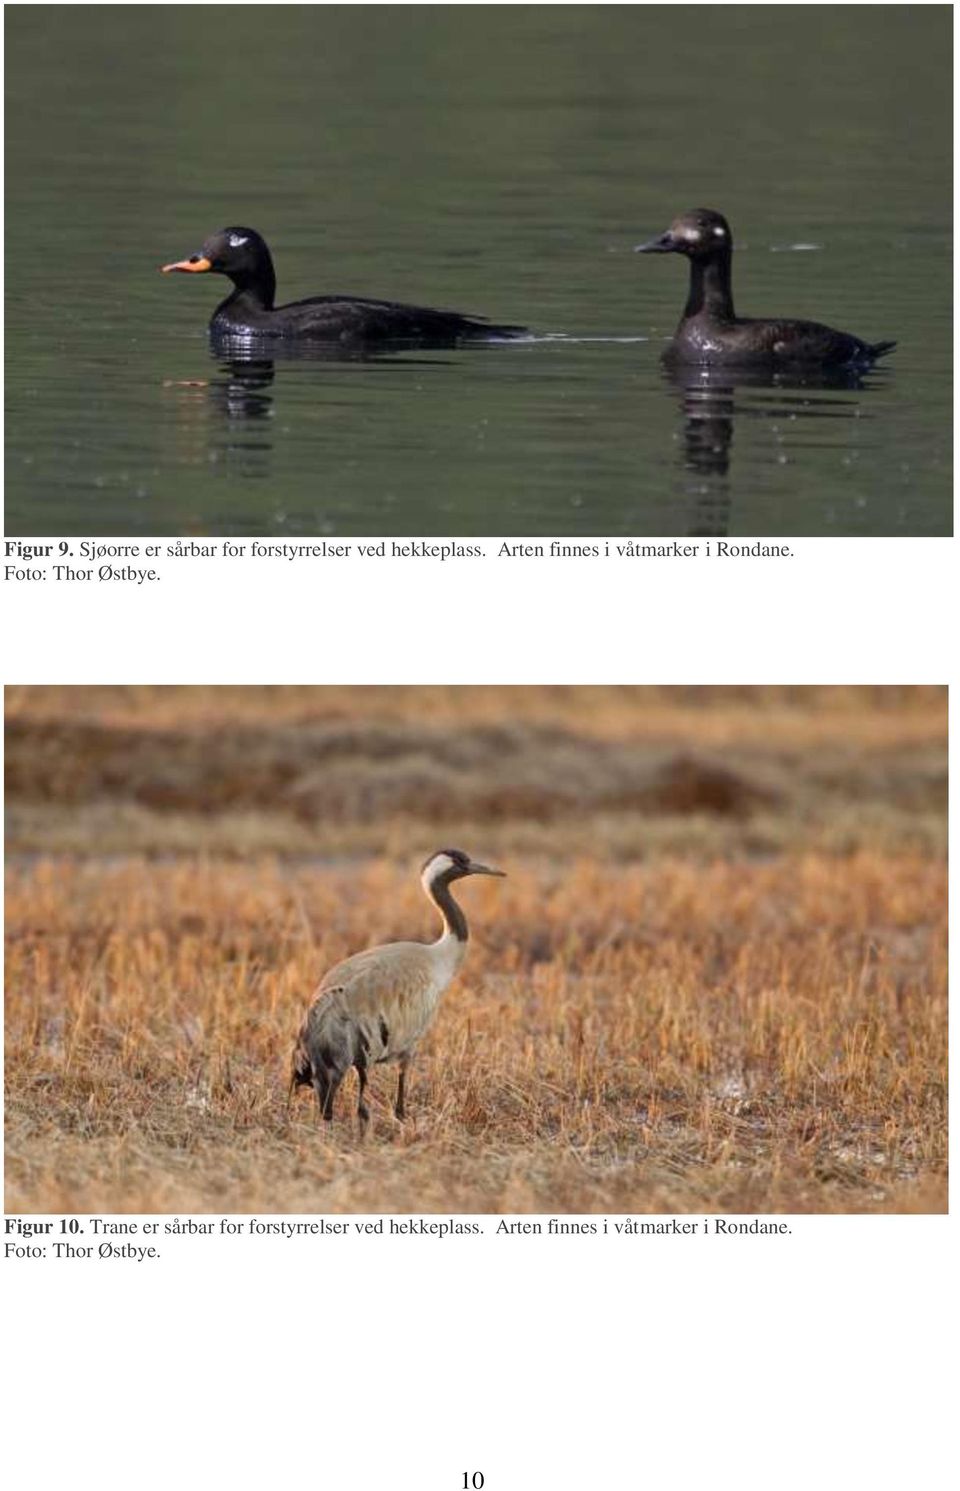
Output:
[{"xmin": 421, "ymin": 854, "xmax": 469, "ymax": 943}]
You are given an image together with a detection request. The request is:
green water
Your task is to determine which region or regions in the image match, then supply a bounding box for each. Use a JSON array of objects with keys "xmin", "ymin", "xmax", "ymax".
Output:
[{"xmin": 4, "ymin": 5, "xmax": 951, "ymax": 536}]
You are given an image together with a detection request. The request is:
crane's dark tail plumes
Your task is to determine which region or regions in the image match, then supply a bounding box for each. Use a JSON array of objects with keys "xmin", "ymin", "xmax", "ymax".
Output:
[
  {"xmin": 290, "ymin": 1025, "xmax": 344, "ymax": 1120},
  {"xmin": 288, "ymin": 1039, "xmax": 313, "ymax": 1106}
]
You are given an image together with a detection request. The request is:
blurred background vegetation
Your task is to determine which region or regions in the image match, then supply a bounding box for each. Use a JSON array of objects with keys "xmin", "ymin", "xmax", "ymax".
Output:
[{"xmin": 5, "ymin": 685, "xmax": 947, "ymax": 862}]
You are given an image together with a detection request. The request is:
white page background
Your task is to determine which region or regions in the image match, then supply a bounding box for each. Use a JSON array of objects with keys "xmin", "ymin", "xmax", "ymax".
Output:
[
  {"xmin": 4, "ymin": 536, "xmax": 953, "ymax": 683},
  {"xmin": 1, "ymin": 536, "xmax": 953, "ymax": 1488}
]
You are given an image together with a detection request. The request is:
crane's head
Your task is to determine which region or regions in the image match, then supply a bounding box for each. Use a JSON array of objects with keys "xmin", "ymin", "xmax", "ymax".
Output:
[{"xmin": 421, "ymin": 848, "xmax": 506, "ymax": 889}]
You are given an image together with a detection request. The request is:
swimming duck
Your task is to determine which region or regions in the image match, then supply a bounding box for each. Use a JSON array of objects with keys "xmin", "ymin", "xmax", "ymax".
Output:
[
  {"xmin": 162, "ymin": 226, "xmax": 527, "ymax": 346},
  {"xmin": 636, "ymin": 209, "xmax": 895, "ymax": 367}
]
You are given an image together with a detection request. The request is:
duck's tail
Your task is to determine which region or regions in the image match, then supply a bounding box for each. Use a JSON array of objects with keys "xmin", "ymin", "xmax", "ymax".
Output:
[
  {"xmin": 869, "ymin": 340, "xmax": 897, "ymax": 360},
  {"xmin": 458, "ymin": 318, "xmax": 530, "ymax": 342}
]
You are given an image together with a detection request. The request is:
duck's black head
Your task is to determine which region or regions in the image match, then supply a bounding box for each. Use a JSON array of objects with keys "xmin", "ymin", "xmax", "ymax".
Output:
[
  {"xmin": 636, "ymin": 209, "xmax": 733, "ymax": 261},
  {"xmin": 162, "ymin": 226, "xmax": 276, "ymax": 305}
]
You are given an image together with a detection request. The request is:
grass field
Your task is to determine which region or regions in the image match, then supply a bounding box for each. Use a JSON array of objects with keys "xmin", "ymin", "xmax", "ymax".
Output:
[{"xmin": 4, "ymin": 686, "xmax": 947, "ymax": 1214}]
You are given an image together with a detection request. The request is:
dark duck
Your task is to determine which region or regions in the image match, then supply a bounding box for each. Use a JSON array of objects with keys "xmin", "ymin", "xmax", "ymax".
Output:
[
  {"xmin": 636, "ymin": 209, "xmax": 896, "ymax": 368},
  {"xmin": 162, "ymin": 226, "xmax": 527, "ymax": 346}
]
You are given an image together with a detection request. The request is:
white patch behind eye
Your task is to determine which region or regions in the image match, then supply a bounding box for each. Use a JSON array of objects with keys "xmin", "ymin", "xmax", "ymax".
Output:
[
  {"xmin": 228, "ymin": 234, "xmax": 249, "ymax": 248},
  {"xmin": 422, "ymin": 852, "xmax": 456, "ymax": 888},
  {"xmin": 713, "ymin": 225, "xmax": 726, "ymax": 237}
]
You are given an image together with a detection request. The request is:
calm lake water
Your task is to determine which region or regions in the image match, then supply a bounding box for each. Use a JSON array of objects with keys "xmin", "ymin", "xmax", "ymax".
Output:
[{"xmin": 5, "ymin": 6, "xmax": 951, "ymax": 536}]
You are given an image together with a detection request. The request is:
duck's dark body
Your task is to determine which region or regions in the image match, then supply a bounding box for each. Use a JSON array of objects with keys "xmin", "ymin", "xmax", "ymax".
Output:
[
  {"xmin": 637, "ymin": 209, "xmax": 895, "ymax": 369},
  {"xmin": 210, "ymin": 288, "xmax": 523, "ymax": 344},
  {"xmin": 667, "ymin": 308, "xmax": 893, "ymax": 369},
  {"xmin": 163, "ymin": 226, "xmax": 527, "ymax": 346}
]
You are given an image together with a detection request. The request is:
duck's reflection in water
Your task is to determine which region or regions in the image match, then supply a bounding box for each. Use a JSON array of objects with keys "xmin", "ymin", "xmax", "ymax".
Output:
[
  {"xmin": 212, "ymin": 331, "xmax": 453, "ymax": 373},
  {"xmin": 185, "ymin": 336, "xmax": 454, "ymax": 482},
  {"xmin": 664, "ymin": 362, "xmax": 884, "ymax": 537},
  {"xmin": 200, "ymin": 355, "xmax": 279, "ymax": 485},
  {"xmin": 213, "ymin": 357, "xmax": 276, "ymax": 422}
]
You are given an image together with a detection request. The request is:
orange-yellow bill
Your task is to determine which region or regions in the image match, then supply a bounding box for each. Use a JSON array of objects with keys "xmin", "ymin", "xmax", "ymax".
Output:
[{"xmin": 161, "ymin": 257, "xmax": 212, "ymax": 274}]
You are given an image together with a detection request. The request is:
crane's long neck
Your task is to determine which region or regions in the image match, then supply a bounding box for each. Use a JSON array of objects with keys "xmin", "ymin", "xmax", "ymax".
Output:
[
  {"xmin": 427, "ymin": 874, "xmax": 469, "ymax": 945},
  {"xmin": 684, "ymin": 249, "xmax": 735, "ymax": 321}
]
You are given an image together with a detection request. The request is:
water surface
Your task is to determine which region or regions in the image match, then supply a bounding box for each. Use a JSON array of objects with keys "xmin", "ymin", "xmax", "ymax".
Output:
[{"xmin": 5, "ymin": 6, "xmax": 951, "ymax": 535}]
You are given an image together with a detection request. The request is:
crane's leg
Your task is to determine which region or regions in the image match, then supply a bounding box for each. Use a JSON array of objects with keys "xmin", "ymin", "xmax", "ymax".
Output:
[
  {"xmin": 356, "ymin": 1061, "xmax": 370, "ymax": 1130},
  {"xmin": 395, "ymin": 1054, "xmax": 411, "ymax": 1121}
]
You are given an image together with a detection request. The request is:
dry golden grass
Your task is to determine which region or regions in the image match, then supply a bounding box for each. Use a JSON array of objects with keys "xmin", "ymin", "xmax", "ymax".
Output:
[{"xmin": 4, "ymin": 687, "xmax": 947, "ymax": 1214}]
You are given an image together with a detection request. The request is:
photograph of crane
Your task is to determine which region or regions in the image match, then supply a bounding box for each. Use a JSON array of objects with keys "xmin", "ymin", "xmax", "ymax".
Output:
[{"xmin": 4, "ymin": 685, "xmax": 946, "ymax": 1214}]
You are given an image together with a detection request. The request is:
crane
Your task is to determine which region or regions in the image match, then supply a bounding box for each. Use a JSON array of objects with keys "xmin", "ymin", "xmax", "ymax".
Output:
[{"xmin": 290, "ymin": 848, "xmax": 505, "ymax": 1126}]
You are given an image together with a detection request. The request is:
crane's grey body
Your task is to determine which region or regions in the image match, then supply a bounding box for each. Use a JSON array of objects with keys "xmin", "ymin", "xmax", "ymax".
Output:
[{"xmin": 291, "ymin": 849, "xmax": 504, "ymax": 1125}]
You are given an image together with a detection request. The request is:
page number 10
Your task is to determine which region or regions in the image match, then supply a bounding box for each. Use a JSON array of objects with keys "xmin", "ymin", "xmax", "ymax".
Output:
[{"xmin": 462, "ymin": 1476, "xmax": 484, "ymax": 1489}]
